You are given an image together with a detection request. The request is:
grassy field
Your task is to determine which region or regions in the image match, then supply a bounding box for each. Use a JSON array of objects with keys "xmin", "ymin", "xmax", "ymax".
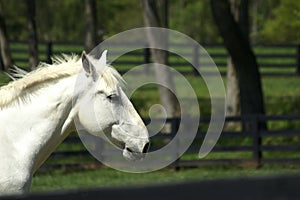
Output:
[
  {"xmin": 1, "ymin": 43, "xmax": 300, "ymax": 193},
  {"xmin": 128, "ymin": 75, "xmax": 300, "ymax": 118},
  {"xmin": 1, "ymin": 72, "xmax": 299, "ymax": 117},
  {"xmin": 31, "ymin": 165, "xmax": 300, "ymax": 193},
  {"xmin": 0, "ymin": 71, "xmax": 298, "ymax": 193}
]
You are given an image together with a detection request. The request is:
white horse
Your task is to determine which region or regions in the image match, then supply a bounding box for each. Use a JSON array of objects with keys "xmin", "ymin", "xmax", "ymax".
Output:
[{"xmin": 0, "ymin": 50, "xmax": 149, "ymax": 195}]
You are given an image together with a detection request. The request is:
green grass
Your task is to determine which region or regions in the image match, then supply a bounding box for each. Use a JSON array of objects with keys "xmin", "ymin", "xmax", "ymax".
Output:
[
  {"xmin": 1, "ymin": 70, "xmax": 299, "ymax": 118},
  {"xmin": 0, "ymin": 73, "xmax": 10, "ymax": 87},
  {"xmin": 31, "ymin": 165, "xmax": 300, "ymax": 193},
  {"xmin": 1, "ymin": 45, "xmax": 300, "ymax": 193},
  {"xmin": 126, "ymin": 75, "xmax": 300, "ymax": 118},
  {"xmin": 262, "ymin": 77, "xmax": 300, "ymax": 97},
  {"xmin": 1, "ymin": 71, "xmax": 299, "ymax": 117}
]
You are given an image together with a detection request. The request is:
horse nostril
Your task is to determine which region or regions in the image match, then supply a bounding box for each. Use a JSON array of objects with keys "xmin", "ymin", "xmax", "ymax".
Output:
[
  {"xmin": 142, "ymin": 142, "xmax": 150, "ymax": 154},
  {"xmin": 126, "ymin": 147, "xmax": 133, "ymax": 153}
]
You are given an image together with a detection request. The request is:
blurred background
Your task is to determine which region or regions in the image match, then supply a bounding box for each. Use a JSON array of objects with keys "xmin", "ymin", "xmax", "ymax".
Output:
[{"xmin": 0, "ymin": 0, "xmax": 300, "ymax": 193}]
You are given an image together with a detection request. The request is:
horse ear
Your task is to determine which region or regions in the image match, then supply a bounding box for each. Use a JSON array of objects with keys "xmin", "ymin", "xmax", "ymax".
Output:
[
  {"xmin": 99, "ymin": 50, "xmax": 108, "ymax": 67},
  {"xmin": 81, "ymin": 51, "xmax": 89, "ymax": 73},
  {"xmin": 82, "ymin": 51, "xmax": 98, "ymax": 81}
]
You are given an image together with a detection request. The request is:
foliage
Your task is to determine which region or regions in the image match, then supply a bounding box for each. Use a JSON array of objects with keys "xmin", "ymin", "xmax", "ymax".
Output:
[
  {"xmin": 36, "ymin": 0, "xmax": 85, "ymax": 41},
  {"xmin": 0, "ymin": 0, "xmax": 299, "ymax": 44},
  {"xmin": 169, "ymin": 0, "xmax": 221, "ymax": 43},
  {"xmin": 260, "ymin": 0, "xmax": 300, "ymax": 43},
  {"xmin": 1, "ymin": 0, "xmax": 143, "ymax": 42},
  {"xmin": 100, "ymin": 0, "xmax": 144, "ymax": 37}
]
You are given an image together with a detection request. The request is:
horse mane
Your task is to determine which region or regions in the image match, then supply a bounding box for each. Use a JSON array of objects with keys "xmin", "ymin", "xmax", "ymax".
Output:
[{"xmin": 0, "ymin": 54, "xmax": 124, "ymax": 108}]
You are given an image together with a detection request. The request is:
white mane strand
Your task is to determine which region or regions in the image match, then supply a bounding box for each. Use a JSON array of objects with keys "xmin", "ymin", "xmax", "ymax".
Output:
[
  {"xmin": 0, "ymin": 53, "xmax": 124, "ymax": 109},
  {"xmin": 0, "ymin": 55, "xmax": 81, "ymax": 108}
]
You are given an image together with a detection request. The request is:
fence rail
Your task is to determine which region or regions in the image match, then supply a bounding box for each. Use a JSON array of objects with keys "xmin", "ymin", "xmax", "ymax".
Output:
[
  {"xmin": 40, "ymin": 114, "xmax": 300, "ymax": 171},
  {"xmin": 3, "ymin": 41, "xmax": 300, "ymax": 76}
]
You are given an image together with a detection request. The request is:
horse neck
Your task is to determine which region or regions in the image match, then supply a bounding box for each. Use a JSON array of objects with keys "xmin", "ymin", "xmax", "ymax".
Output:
[{"xmin": 0, "ymin": 74, "xmax": 78, "ymax": 173}]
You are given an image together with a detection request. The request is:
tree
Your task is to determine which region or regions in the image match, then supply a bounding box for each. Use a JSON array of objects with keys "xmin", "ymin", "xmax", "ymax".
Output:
[
  {"xmin": 226, "ymin": 0, "xmax": 240, "ymax": 117},
  {"xmin": 0, "ymin": 1, "xmax": 13, "ymax": 72},
  {"xmin": 211, "ymin": 0, "xmax": 265, "ymax": 121},
  {"xmin": 26, "ymin": 0, "xmax": 39, "ymax": 70},
  {"xmin": 226, "ymin": 0, "xmax": 249, "ymax": 117},
  {"xmin": 141, "ymin": 0, "xmax": 180, "ymax": 120},
  {"xmin": 84, "ymin": 0, "xmax": 98, "ymax": 52}
]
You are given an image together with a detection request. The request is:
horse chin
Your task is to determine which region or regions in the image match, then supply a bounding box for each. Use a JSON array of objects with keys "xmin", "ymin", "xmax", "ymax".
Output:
[{"xmin": 123, "ymin": 148, "xmax": 145, "ymax": 161}]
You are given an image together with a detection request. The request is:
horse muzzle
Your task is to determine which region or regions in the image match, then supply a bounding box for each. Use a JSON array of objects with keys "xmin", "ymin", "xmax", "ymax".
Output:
[
  {"xmin": 123, "ymin": 141, "xmax": 150, "ymax": 161},
  {"xmin": 111, "ymin": 124, "xmax": 150, "ymax": 161}
]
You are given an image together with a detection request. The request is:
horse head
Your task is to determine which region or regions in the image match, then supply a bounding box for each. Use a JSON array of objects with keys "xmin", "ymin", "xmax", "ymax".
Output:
[{"xmin": 75, "ymin": 50, "xmax": 150, "ymax": 161}]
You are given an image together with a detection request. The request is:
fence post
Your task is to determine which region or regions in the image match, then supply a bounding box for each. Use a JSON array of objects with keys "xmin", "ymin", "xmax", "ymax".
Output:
[
  {"xmin": 171, "ymin": 118, "xmax": 180, "ymax": 170},
  {"xmin": 46, "ymin": 41, "xmax": 53, "ymax": 64},
  {"xmin": 193, "ymin": 44, "xmax": 199, "ymax": 75},
  {"xmin": 251, "ymin": 115, "xmax": 262, "ymax": 167},
  {"xmin": 144, "ymin": 47, "xmax": 151, "ymax": 74},
  {"xmin": 297, "ymin": 44, "xmax": 300, "ymax": 76}
]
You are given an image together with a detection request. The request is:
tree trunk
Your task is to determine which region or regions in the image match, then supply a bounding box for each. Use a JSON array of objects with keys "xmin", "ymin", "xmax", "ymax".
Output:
[
  {"xmin": 84, "ymin": 0, "xmax": 98, "ymax": 53},
  {"xmin": 226, "ymin": 58, "xmax": 240, "ymax": 116},
  {"xmin": 26, "ymin": 0, "xmax": 39, "ymax": 70},
  {"xmin": 250, "ymin": 0, "xmax": 258, "ymax": 45},
  {"xmin": 226, "ymin": 0, "xmax": 240, "ymax": 117},
  {"xmin": 239, "ymin": 0, "xmax": 249, "ymax": 40},
  {"xmin": 160, "ymin": 0, "xmax": 169, "ymax": 28},
  {"xmin": 226, "ymin": 0, "xmax": 250, "ymax": 118},
  {"xmin": 141, "ymin": 0, "xmax": 180, "ymax": 120},
  {"xmin": 212, "ymin": 0, "xmax": 265, "ymax": 167},
  {"xmin": 0, "ymin": 2, "xmax": 13, "ymax": 72},
  {"xmin": 211, "ymin": 0, "xmax": 265, "ymax": 121}
]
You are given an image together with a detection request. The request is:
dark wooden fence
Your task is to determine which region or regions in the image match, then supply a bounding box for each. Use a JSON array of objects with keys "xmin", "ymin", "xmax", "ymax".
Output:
[
  {"xmin": 40, "ymin": 114, "xmax": 300, "ymax": 171},
  {"xmin": 3, "ymin": 41, "xmax": 300, "ymax": 170},
  {"xmin": 5, "ymin": 41, "xmax": 300, "ymax": 76},
  {"xmin": 178, "ymin": 115, "xmax": 300, "ymax": 167}
]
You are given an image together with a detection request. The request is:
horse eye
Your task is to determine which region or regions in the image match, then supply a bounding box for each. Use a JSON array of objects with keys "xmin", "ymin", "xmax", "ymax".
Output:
[{"xmin": 107, "ymin": 94, "xmax": 117, "ymax": 100}]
